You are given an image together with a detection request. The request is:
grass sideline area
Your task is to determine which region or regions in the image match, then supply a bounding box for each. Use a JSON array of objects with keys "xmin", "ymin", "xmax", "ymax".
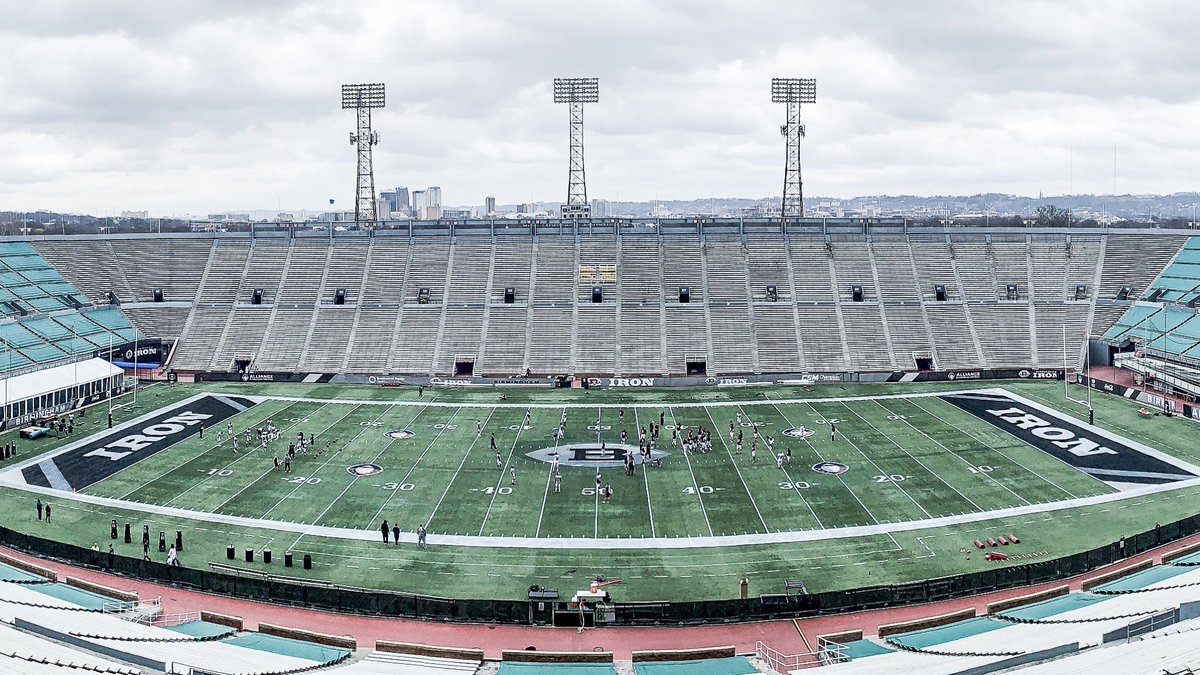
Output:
[{"xmin": 0, "ymin": 379, "xmax": 1196, "ymax": 603}]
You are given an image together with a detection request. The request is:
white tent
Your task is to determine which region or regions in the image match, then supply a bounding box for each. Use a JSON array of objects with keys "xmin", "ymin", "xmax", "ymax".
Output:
[{"xmin": 1, "ymin": 358, "xmax": 124, "ymax": 427}]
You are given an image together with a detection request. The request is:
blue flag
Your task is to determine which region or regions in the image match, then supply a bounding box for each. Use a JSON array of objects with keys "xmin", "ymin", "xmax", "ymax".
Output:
[{"xmin": 329, "ymin": 199, "xmax": 335, "ymax": 205}]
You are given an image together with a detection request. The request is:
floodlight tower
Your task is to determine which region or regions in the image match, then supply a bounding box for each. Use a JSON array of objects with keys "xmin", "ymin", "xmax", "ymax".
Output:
[
  {"xmin": 553, "ymin": 77, "xmax": 599, "ymax": 219},
  {"xmin": 771, "ymin": 77, "xmax": 816, "ymax": 221},
  {"xmin": 341, "ymin": 83, "xmax": 385, "ymax": 226}
]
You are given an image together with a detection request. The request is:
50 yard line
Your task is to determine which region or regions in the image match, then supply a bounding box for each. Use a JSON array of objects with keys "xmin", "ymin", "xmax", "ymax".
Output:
[{"xmin": 632, "ymin": 405, "xmax": 656, "ymax": 538}]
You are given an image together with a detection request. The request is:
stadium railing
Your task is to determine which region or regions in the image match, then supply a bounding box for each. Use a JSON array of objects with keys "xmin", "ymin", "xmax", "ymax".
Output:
[{"xmin": 1, "ymin": 513, "xmax": 1199, "ymax": 626}]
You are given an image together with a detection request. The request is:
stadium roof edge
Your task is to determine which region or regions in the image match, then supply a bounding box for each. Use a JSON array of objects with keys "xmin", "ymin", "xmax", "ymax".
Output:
[{"xmin": 0, "ymin": 225, "xmax": 1196, "ymax": 244}]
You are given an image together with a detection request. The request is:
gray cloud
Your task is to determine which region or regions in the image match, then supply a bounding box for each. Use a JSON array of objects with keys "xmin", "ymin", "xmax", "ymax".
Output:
[{"xmin": 0, "ymin": 0, "xmax": 1197, "ymax": 214}]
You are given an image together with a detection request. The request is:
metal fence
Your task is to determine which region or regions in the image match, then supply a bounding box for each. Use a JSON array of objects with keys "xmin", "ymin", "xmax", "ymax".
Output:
[
  {"xmin": 2, "ymin": 512, "xmax": 1198, "ymax": 625},
  {"xmin": 755, "ymin": 639, "xmax": 822, "ymax": 673}
]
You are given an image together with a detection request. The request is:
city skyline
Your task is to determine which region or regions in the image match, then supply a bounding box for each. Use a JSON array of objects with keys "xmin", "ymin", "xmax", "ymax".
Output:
[{"xmin": 1, "ymin": 2, "xmax": 1198, "ymax": 215}]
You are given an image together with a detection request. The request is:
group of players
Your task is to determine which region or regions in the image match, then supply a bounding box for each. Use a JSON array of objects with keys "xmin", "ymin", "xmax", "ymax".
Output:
[
  {"xmin": 213, "ymin": 418, "xmax": 327, "ymax": 475},
  {"xmin": 473, "ymin": 406, "xmax": 824, "ymax": 505}
]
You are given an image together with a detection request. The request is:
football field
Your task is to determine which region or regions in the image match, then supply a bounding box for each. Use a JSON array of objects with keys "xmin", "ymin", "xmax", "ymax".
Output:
[
  {"xmin": 74, "ymin": 390, "xmax": 1119, "ymax": 541},
  {"xmin": 5, "ymin": 380, "xmax": 1200, "ymax": 602}
]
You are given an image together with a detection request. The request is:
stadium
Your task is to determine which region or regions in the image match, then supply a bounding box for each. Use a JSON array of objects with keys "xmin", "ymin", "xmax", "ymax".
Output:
[
  {"xmin": 0, "ymin": 221, "xmax": 1198, "ymax": 674},
  {"xmin": 3, "ymin": 10, "xmax": 1200, "ymax": 670}
]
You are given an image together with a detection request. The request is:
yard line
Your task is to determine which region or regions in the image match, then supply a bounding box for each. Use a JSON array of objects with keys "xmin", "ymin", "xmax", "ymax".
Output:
[
  {"xmin": 666, "ymin": 407, "xmax": 713, "ymax": 537},
  {"xmin": 700, "ymin": 406, "xmax": 770, "ymax": 534},
  {"xmin": 293, "ymin": 402, "xmax": 437, "ymax": 545},
  {"xmin": 594, "ymin": 406, "xmax": 601, "ymax": 537},
  {"xmin": 871, "ymin": 398, "xmax": 1031, "ymax": 506},
  {"xmin": 208, "ymin": 404, "xmax": 363, "ymax": 515},
  {"xmin": 772, "ymin": 401, "xmax": 903, "ymax": 550},
  {"xmin": 736, "ymin": 405, "xmax": 823, "ymax": 529},
  {"xmin": 798, "ymin": 401, "xmax": 934, "ymax": 520},
  {"xmin": 480, "ymin": 408, "xmax": 533, "ymax": 536},
  {"xmin": 907, "ymin": 396, "xmax": 1084, "ymax": 499},
  {"xmin": 261, "ymin": 404, "xmax": 397, "ymax": 519},
  {"xmin": 632, "ymin": 406, "xmax": 655, "ymax": 538},
  {"xmin": 368, "ymin": 406, "xmax": 465, "ymax": 528},
  {"xmin": 534, "ymin": 407, "xmax": 566, "ymax": 538},
  {"xmin": 836, "ymin": 400, "xmax": 985, "ymax": 513},
  {"xmin": 159, "ymin": 402, "xmax": 333, "ymax": 507},
  {"xmin": 424, "ymin": 407, "xmax": 500, "ymax": 529},
  {"xmin": 116, "ymin": 399, "xmax": 310, "ymax": 501}
]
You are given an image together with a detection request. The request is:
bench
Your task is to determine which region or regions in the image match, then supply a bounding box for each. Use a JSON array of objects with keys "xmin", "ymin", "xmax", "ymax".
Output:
[{"xmin": 785, "ymin": 579, "xmax": 807, "ymax": 595}]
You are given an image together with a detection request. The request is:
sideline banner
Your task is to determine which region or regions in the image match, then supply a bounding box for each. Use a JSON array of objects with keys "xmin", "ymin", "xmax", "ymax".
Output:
[
  {"xmin": 188, "ymin": 368, "xmax": 1064, "ymax": 388},
  {"xmin": 98, "ymin": 340, "xmax": 165, "ymax": 366}
]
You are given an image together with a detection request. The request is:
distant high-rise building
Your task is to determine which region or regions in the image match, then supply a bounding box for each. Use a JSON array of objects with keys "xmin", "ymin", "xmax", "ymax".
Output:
[
  {"xmin": 376, "ymin": 198, "xmax": 390, "ymax": 220},
  {"xmin": 427, "ymin": 186, "xmax": 442, "ymax": 207},
  {"xmin": 485, "ymin": 196, "xmax": 496, "ymax": 215},
  {"xmin": 395, "ymin": 187, "xmax": 410, "ymax": 211},
  {"xmin": 590, "ymin": 199, "xmax": 610, "ymax": 218},
  {"xmin": 380, "ymin": 190, "xmax": 396, "ymax": 213},
  {"xmin": 412, "ymin": 190, "xmax": 428, "ymax": 219}
]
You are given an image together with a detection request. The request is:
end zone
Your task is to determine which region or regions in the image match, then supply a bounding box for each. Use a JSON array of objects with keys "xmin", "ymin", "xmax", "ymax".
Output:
[
  {"xmin": 0, "ymin": 394, "xmax": 259, "ymax": 492},
  {"xmin": 940, "ymin": 389, "xmax": 1200, "ymax": 489}
]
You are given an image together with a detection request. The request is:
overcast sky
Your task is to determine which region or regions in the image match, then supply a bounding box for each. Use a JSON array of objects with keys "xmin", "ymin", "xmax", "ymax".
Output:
[{"xmin": 1, "ymin": 0, "xmax": 1197, "ymax": 215}]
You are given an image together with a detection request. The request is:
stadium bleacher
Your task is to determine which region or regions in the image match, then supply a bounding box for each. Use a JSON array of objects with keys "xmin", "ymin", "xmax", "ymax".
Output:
[
  {"xmin": 0, "ymin": 572, "xmax": 351, "ymax": 675},
  {"xmin": 16, "ymin": 230, "xmax": 1189, "ymax": 377},
  {"xmin": 1103, "ymin": 238, "xmax": 1200, "ymax": 366},
  {"xmin": 0, "ymin": 245, "xmax": 144, "ymax": 377},
  {"xmin": 812, "ymin": 561, "xmax": 1200, "ymax": 675}
]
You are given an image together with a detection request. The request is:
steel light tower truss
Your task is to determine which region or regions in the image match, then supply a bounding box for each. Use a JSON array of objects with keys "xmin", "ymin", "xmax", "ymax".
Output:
[
  {"xmin": 553, "ymin": 77, "xmax": 599, "ymax": 219},
  {"xmin": 772, "ymin": 78, "xmax": 816, "ymax": 220},
  {"xmin": 342, "ymin": 83, "xmax": 385, "ymax": 226}
]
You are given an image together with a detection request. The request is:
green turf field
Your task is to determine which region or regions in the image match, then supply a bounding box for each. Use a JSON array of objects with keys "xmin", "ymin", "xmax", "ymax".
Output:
[
  {"xmin": 80, "ymin": 392, "xmax": 1115, "ymax": 536},
  {"xmin": 1, "ymin": 379, "xmax": 1198, "ymax": 603}
]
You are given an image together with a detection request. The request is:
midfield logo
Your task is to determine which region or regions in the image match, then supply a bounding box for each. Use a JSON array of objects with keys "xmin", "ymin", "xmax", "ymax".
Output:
[{"xmin": 526, "ymin": 443, "xmax": 668, "ymax": 468}]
